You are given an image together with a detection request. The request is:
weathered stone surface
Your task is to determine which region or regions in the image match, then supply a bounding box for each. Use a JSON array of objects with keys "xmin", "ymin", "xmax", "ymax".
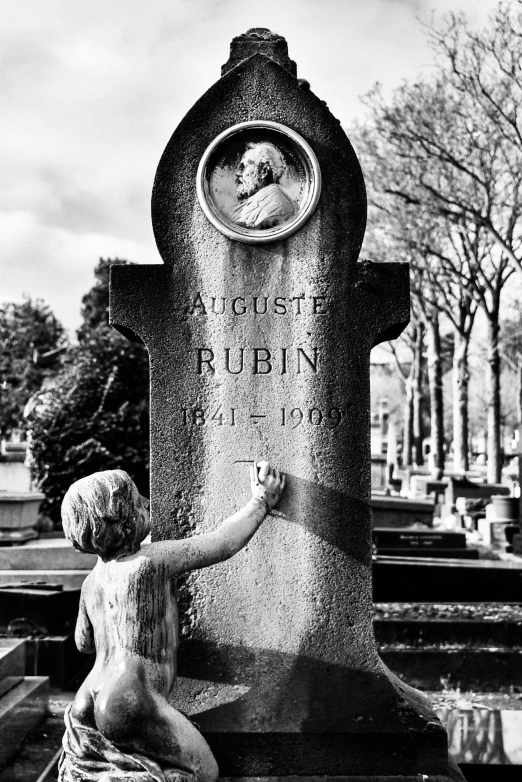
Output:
[
  {"xmin": 221, "ymin": 28, "xmax": 297, "ymax": 77},
  {"xmin": 110, "ymin": 32, "xmax": 461, "ymax": 780}
]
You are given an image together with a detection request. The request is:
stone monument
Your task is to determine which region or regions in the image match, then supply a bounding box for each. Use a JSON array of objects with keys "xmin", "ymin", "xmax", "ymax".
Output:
[{"xmin": 109, "ymin": 28, "xmax": 464, "ymax": 781}]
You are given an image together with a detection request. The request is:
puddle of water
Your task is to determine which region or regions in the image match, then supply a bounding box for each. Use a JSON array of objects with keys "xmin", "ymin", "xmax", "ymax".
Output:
[{"xmin": 437, "ymin": 708, "xmax": 522, "ymax": 765}]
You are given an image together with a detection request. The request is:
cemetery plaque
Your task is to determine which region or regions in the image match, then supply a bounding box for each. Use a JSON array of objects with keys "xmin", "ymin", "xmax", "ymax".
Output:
[
  {"xmin": 110, "ymin": 28, "xmax": 463, "ymax": 781},
  {"xmin": 373, "ymin": 529, "xmax": 467, "ymax": 550}
]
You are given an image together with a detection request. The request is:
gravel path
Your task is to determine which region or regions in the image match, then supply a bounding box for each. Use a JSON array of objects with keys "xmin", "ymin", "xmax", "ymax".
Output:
[{"xmin": 374, "ymin": 603, "xmax": 522, "ymax": 622}]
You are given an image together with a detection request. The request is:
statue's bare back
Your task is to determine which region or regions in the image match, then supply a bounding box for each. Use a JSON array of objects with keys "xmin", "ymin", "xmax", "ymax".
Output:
[{"xmin": 59, "ymin": 462, "xmax": 284, "ymax": 782}]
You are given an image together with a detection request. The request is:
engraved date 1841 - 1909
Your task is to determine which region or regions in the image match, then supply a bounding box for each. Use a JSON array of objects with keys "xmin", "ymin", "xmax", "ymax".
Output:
[{"xmin": 181, "ymin": 405, "xmax": 344, "ymax": 429}]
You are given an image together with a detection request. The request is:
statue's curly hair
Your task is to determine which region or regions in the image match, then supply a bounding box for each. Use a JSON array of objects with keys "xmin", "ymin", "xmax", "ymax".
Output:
[
  {"xmin": 62, "ymin": 469, "xmax": 141, "ymax": 561},
  {"xmin": 246, "ymin": 142, "xmax": 287, "ymax": 183}
]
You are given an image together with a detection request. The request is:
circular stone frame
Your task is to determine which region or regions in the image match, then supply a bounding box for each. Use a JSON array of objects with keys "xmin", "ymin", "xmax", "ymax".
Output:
[{"xmin": 196, "ymin": 120, "xmax": 322, "ymax": 244}]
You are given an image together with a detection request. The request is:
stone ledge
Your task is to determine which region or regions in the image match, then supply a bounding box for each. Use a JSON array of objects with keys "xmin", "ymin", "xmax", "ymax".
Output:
[
  {"xmin": 0, "ymin": 569, "xmax": 90, "ymax": 589},
  {"xmin": 0, "ymin": 539, "xmax": 96, "ymax": 570},
  {"xmin": 217, "ymin": 776, "xmax": 461, "ymax": 782},
  {"xmin": 0, "ymin": 676, "xmax": 49, "ymax": 767},
  {"xmin": 0, "ymin": 638, "xmax": 26, "ymax": 678}
]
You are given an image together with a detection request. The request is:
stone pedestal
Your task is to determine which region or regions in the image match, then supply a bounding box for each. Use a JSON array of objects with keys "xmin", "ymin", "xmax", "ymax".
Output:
[
  {"xmin": 480, "ymin": 502, "xmax": 520, "ymax": 549},
  {"xmin": 0, "ymin": 492, "xmax": 44, "ymax": 543},
  {"xmin": 0, "ymin": 457, "xmax": 31, "ymax": 493}
]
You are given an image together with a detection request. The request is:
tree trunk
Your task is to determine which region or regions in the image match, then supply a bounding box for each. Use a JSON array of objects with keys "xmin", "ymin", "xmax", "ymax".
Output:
[
  {"xmin": 413, "ymin": 324, "xmax": 424, "ymax": 466},
  {"xmin": 486, "ymin": 316, "xmax": 502, "ymax": 484},
  {"xmin": 452, "ymin": 329, "xmax": 470, "ymax": 473},
  {"xmin": 403, "ymin": 369, "xmax": 414, "ymax": 467},
  {"xmin": 426, "ymin": 312, "xmax": 444, "ymax": 476},
  {"xmin": 517, "ymin": 360, "xmax": 522, "ymax": 522},
  {"xmin": 517, "ymin": 357, "xmax": 522, "ymax": 427},
  {"xmin": 386, "ymin": 417, "xmax": 398, "ymax": 487}
]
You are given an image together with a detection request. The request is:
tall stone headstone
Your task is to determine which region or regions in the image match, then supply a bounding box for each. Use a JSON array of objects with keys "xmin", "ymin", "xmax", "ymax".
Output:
[{"xmin": 111, "ymin": 29, "xmax": 463, "ymax": 781}]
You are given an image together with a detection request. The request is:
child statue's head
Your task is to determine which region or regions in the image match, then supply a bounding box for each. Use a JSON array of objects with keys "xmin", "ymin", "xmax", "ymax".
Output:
[{"xmin": 62, "ymin": 470, "xmax": 150, "ymax": 562}]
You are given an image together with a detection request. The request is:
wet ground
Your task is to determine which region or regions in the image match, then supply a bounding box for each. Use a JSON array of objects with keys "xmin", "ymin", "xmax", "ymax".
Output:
[
  {"xmin": 1, "ymin": 690, "xmax": 522, "ymax": 779},
  {"xmin": 0, "ymin": 691, "xmax": 72, "ymax": 782},
  {"xmin": 3, "ymin": 692, "xmax": 522, "ymax": 780}
]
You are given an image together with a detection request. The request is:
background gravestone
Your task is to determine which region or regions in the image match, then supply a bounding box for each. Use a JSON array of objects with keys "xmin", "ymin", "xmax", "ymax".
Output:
[{"xmin": 111, "ymin": 29, "xmax": 462, "ymax": 781}]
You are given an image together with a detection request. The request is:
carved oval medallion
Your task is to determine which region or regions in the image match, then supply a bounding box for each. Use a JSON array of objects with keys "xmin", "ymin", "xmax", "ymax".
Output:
[{"xmin": 197, "ymin": 120, "xmax": 321, "ymax": 244}]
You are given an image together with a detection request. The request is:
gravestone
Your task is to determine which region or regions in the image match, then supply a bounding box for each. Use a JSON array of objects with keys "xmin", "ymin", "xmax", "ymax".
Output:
[
  {"xmin": 372, "ymin": 528, "xmax": 477, "ymax": 559},
  {"xmin": 371, "ymin": 454, "xmax": 387, "ymax": 490},
  {"xmin": 371, "ymin": 495, "xmax": 435, "ymax": 528},
  {"xmin": 110, "ymin": 29, "xmax": 463, "ymax": 781},
  {"xmin": 373, "ymin": 528, "xmax": 467, "ymax": 550}
]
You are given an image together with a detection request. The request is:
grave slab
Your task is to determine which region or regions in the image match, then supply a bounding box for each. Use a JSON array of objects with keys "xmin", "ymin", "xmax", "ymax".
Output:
[
  {"xmin": 0, "ymin": 570, "xmax": 89, "ymax": 590},
  {"xmin": 380, "ymin": 649, "xmax": 522, "ymax": 692},
  {"xmin": 373, "ymin": 557, "xmax": 522, "ymax": 602},
  {"xmin": 371, "ymin": 495, "xmax": 435, "ymax": 528},
  {"xmin": 372, "ymin": 527, "xmax": 473, "ymax": 559},
  {"xmin": 374, "ymin": 614, "xmax": 522, "ymax": 648},
  {"xmin": 0, "ymin": 676, "xmax": 49, "ymax": 767},
  {"xmin": 376, "ymin": 549, "xmax": 479, "ymax": 559},
  {"xmin": 0, "ymin": 538, "xmax": 96, "ymax": 570},
  {"xmin": 373, "ymin": 528, "xmax": 466, "ymax": 550},
  {"xmin": 110, "ymin": 28, "xmax": 462, "ymax": 781},
  {"xmin": 0, "ymin": 639, "xmax": 25, "ymax": 679},
  {"xmin": 0, "ymin": 675, "xmax": 23, "ymax": 700}
]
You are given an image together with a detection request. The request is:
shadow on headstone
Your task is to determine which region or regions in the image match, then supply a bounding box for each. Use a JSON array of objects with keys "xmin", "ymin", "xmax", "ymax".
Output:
[{"xmin": 110, "ymin": 27, "xmax": 464, "ymax": 782}]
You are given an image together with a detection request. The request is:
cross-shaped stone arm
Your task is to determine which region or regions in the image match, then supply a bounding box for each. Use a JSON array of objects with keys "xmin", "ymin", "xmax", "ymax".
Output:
[
  {"xmin": 110, "ymin": 260, "xmax": 409, "ymax": 349},
  {"xmin": 353, "ymin": 259, "xmax": 410, "ymax": 348},
  {"xmin": 110, "ymin": 264, "xmax": 172, "ymax": 345}
]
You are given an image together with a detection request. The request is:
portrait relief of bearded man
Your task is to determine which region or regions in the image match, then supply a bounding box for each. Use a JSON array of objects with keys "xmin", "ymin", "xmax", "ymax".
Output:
[{"xmin": 229, "ymin": 142, "xmax": 296, "ymax": 229}]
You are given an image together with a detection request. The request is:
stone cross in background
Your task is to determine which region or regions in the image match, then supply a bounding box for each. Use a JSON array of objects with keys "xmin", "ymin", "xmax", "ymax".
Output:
[{"xmin": 111, "ymin": 29, "xmax": 462, "ymax": 781}]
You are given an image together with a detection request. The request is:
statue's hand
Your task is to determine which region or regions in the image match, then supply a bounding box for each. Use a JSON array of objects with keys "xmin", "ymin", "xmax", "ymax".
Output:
[{"xmin": 250, "ymin": 460, "xmax": 285, "ymax": 511}]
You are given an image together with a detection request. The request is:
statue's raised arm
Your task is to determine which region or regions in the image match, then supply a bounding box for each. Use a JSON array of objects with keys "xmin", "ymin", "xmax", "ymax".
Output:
[{"xmin": 58, "ymin": 463, "xmax": 284, "ymax": 782}]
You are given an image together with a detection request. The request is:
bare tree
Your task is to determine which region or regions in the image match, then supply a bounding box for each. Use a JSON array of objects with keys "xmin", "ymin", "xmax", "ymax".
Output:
[
  {"xmin": 405, "ymin": 215, "xmax": 480, "ymax": 473},
  {"xmin": 353, "ymin": 35, "xmax": 518, "ymax": 480},
  {"xmin": 500, "ymin": 308, "xmax": 522, "ymax": 428},
  {"xmin": 354, "ymin": 127, "xmax": 471, "ymax": 474},
  {"xmin": 429, "ymin": 0, "xmax": 522, "ymax": 275}
]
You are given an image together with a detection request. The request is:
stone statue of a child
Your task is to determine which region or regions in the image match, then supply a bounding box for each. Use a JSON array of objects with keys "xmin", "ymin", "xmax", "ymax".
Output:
[{"xmin": 58, "ymin": 461, "xmax": 285, "ymax": 782}]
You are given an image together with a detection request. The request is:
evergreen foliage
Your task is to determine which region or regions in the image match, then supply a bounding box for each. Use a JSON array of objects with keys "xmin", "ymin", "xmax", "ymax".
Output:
[
  {"xmin": 0, "ymin": 297, "xmax": 65, "ymax": 439},
  {"xmin": 29, "ymin": 259, "xmax": 150, "ymax": 524}
]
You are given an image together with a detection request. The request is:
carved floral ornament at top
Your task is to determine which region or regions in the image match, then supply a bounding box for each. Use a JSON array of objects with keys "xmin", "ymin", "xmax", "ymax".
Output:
[{"xmin": 196, "ymin": 121, "xmax": 321, "ymax": 244}]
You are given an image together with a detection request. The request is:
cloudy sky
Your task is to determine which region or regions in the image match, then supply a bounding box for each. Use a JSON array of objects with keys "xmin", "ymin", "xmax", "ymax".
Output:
[{"xmin": 1, "ymin": 0, "xmax": 501, "ymax": 334}]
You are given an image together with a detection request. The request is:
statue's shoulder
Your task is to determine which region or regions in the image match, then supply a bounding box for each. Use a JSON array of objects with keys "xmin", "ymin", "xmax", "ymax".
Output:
[{"xmin": 80, "ymin": 568, "xmax": 95, "ymax": 597}]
